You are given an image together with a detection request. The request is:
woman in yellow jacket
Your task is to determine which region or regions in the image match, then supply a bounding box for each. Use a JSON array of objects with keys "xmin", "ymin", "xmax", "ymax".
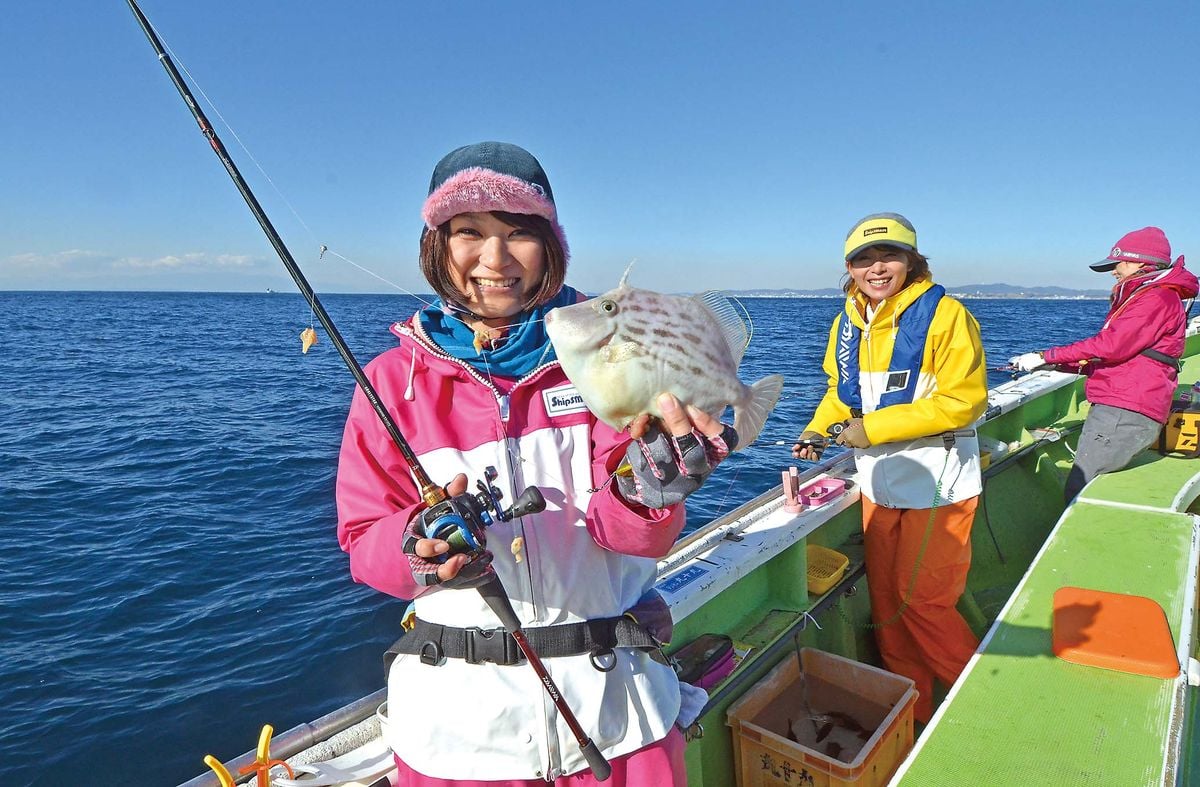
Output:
[{"xmin": 793, "ymin": 213, "xmax": 988, "ymax": 723}]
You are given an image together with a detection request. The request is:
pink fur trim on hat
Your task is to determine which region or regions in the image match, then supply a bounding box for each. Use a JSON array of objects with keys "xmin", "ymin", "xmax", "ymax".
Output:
[
  {"xmin": 422, "ymin": 167, "xmax": 557, "ymax": 227},
  {"xmin": 421, "ymin": 168, "xmax": 568, "ymax": 260}
]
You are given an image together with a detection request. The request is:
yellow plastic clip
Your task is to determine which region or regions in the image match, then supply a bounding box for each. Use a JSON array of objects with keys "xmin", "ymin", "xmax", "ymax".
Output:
[
  {"xmin": 236, "ymin": 724, "xmax": 295, "ymax": 786},
  {"xmin": 202, "ymin": 755, "xmax": 235, "ymax": 787}
]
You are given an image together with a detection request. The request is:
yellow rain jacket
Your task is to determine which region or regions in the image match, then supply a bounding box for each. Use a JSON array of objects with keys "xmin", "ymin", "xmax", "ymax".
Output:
[{"xmin": 804, "ymin": 277, "xmax": 988, "ymax": 508}]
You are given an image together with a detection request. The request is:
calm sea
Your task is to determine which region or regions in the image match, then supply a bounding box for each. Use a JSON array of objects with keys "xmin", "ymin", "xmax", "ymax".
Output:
[{"xmin": 0, "ymin": 291, "xmax": 1108, "ymax": 786}]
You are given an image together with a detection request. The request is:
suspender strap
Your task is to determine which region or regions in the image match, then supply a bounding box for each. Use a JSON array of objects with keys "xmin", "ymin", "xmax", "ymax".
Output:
[
  {"xmin": 1140, "ymin": 347, "xmax": 1182, "ymax": 371},
  {"xmin": 835, "ymin": 285, "xmax": 946, "ymax": 412},
  {"xmin": 386, "ymin": 615, "xmax": 660, "ymax": 670}
]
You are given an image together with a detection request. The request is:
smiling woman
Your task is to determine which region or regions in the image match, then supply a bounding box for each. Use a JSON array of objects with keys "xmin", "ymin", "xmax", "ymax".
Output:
[
  {"xmin": 445, "ymin": 212, "xmax": 547, "ymax": 325},
  {"xmin": 792, "ymin": 211, "xmax": 989, "ymax": 725},
  {"xmin": 334, "ymin": 141, "xmax": 729, "ymax": 786}
]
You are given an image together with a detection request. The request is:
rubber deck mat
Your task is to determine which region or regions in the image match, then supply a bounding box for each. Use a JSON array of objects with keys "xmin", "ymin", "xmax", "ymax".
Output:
[{"xmin": 894, "ymin": 453, "xmax": 1199, "ymax": 786}]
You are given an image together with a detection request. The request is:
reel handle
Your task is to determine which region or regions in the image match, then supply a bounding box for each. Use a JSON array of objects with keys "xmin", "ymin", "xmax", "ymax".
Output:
[{"xmin": 503, "ymin": 486, "xmax": 546, "ymax": 520}]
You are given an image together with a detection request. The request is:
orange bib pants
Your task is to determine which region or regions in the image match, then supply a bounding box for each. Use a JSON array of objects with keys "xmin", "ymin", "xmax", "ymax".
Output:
[{"xmin": 862, "ymin": 496, "xmax": 980, "ymax": 723}]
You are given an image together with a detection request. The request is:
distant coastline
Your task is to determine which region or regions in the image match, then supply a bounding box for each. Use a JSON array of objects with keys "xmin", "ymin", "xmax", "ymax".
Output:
[
  {"xmin": 728, "ymin": 282, "xmax": 1110, "ymax": 300},
  {"xmin": 1, "ymin": 285, "xmax": 1111, "ymax": 300}
]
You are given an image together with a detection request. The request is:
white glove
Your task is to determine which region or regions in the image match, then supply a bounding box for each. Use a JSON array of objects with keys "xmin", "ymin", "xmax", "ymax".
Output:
[{"xmin": 1010, "ymin": 351, "xmax": 1046, "ymax": 372}]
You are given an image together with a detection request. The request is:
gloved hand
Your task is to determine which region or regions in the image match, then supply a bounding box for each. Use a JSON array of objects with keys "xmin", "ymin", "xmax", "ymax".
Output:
[
  {"xmin": 616, "ymin": 421, "xmax": 738, "ymax": 509},
  {"xmin": 624, "ymin": 589, "xmax": 674, "ymax": 646},
  {"xmin": 792, "ymin": 430, "xmax": 827, "ymax": 461},
  {"xmin": 834, "ymin": 417, "xmax": 871, "ymax": 449},
  {"xmin": 401, "ymin": 474, "xmax": 495, "ymax": 589},
  {"xmin": 1010, "ymin": 351, "xmax": 1047, "ymax": 372},
  {"xmin": 402, "ymin": 515, "xmax": 494, "ymax": 589}
]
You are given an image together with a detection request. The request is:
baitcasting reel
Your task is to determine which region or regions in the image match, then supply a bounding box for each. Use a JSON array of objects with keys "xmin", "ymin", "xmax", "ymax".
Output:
[
  {"xmin": 794, "ymin": 419, "xmax": 851, "ymax": 453},
  {"xmin": 419, "ymin": 466, "xmax": 546, "ymax": 561}
]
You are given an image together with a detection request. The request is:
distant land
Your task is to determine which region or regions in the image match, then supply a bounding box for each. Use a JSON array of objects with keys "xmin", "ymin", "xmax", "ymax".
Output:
[{"xmin": 728, "ymin": 282, "xmax": 1110, "ymax": 299}]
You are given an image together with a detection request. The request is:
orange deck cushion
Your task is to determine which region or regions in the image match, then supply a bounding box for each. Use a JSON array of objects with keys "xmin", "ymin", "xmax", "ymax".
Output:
[{"xmin": 1051, "ymin": 586, "xmax": 1180, "ymax": 679}]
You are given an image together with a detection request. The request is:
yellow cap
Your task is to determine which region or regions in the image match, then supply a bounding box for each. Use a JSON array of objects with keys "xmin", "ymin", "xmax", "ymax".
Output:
[{"xmin": 844, "ymin": 212, "xmax": 917, "ymax": 261}]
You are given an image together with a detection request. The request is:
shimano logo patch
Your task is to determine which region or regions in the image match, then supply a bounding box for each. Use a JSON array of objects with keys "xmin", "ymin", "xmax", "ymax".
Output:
[
  {"xmin": 543, "ymin": 384, "xmax": 589, "ymax": 417},
  {"xmin": 864, "ymin": 227, "xmax": 888, "ymax": 236}
]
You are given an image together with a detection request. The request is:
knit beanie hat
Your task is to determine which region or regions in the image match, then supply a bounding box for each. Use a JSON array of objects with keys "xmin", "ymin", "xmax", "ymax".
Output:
[{"xmin": 421, "ymin": 141, "xmax": 568, "ymax": 259}]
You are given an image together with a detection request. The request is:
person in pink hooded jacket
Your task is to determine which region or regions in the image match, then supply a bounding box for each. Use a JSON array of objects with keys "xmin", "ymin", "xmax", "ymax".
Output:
[
  {"xmin": 1010, "ymin": 227, "xmax": 1197, "ymax": 501},
  {"xmin": 336, "ymin": 142, "xmax": 733, "ymax": 787}
]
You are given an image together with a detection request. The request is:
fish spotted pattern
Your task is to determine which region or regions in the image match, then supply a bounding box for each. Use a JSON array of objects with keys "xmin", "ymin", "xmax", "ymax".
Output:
[{"xmin": 545, "ymin": 273, "xmax": 784, "ymax": 449}]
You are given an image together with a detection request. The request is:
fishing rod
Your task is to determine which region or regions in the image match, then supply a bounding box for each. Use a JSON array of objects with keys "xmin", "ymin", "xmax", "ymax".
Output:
[
  {"xmin": 126, "ymin": 2, "xmax": 611, "ymax": 780},
  {"xmin": 995, "ymin": 357, "xmax": 1105, "ymax": 374},
  {"xmin": 125, "ymin": 1, "xmax": 438, "ymax": 504}
]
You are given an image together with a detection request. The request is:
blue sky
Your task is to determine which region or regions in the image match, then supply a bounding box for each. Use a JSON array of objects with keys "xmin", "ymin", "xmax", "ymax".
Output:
[{"xmin": 2, "ymin": 1, "xmax": 1197, "ymax": 294}]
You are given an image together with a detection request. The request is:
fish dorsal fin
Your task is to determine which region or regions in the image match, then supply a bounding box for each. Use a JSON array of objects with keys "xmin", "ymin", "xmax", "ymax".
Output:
[
  {"xmin": 618, "ymin": 260, "xmax": 637, "ymax": 288},
  {"xmin": 693, "ymin": 291, "xmax": 751, "ymax": 365}
]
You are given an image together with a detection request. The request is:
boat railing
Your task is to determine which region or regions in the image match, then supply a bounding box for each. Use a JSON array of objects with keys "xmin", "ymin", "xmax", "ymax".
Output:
[
  {"xmin": 661, "ymin": 449, "xmax": 855, "ymax": 573},
  {"xmin": 177, "ymin": 688, "xmax": 386, "ymax": 787}
]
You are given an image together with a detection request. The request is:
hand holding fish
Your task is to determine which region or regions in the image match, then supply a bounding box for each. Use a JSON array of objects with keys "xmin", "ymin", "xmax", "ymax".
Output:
[
  {"xmin": 834, "ymin": 418, "xmax": 871, "ymax": 449},
  {"xmin": 616, "ymin": 392, "xmax": 738, "ymax": 510},
  {"xmin": 626, "ymin": 392, "xmax": 726, "ymax": 441},
  {"xmin": 401, "ymin": 474, "xmax": 495, "ymax": 589}
]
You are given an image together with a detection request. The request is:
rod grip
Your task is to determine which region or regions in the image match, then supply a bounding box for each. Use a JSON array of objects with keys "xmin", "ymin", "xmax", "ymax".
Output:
[
  {"xmin": 476, "ymin": 577, "xmax": 522, "ymax": 632},
  {"xmin": 580, "ymin": 739, "xmax": 611, "ymax": 782}
]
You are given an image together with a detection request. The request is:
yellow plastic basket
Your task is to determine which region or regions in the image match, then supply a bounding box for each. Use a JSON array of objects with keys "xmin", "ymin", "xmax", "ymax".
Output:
[{"xmin": 807, "ymin": 545, "xmax": 849, "ymax": 595}]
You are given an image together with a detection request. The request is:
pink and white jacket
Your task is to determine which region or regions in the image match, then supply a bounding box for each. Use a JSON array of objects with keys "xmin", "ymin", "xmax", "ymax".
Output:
[
  {"xmin": 1043, "ymin": 259, "xmax": 1197, "ymax": 424},
  {"xmin": 336, "ymin": 314, "xmax": 686, "ymax": 782}
]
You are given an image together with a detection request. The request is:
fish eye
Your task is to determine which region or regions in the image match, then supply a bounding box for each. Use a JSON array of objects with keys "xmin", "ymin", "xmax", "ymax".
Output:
[{"xmin": 599, "ymin": 299, "xmax": 619, "ymax": 314}]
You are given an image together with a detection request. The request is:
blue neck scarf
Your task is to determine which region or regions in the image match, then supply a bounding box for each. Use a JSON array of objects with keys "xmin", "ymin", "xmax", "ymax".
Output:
[{"xmin": 417, "ymin": 286, "xmax": 578, "ymax": 378}]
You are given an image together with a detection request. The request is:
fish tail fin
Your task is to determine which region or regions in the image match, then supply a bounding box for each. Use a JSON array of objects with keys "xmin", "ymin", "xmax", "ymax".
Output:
[{"xmin": 733, "ymin": 374, "xmax": 784, "ymax": 450}]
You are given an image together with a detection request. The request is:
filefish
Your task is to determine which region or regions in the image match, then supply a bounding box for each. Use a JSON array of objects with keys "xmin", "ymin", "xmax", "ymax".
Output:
[
  {"xmin": 544, "ymin": 269, "xmax": 784, "ymax": 449},
  {"xmin": 788, "ymin": 711, "xmax": 872, "ymax": 763}
]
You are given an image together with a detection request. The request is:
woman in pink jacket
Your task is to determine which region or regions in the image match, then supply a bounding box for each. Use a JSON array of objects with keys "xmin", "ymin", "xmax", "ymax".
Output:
[
  {"xmin": 336, "ymin": 142, "xmax": 732, "ymax": 786},
  {"xmin": 1010, "ymin": 227, "xmax": 1196, "ymax": 501}
]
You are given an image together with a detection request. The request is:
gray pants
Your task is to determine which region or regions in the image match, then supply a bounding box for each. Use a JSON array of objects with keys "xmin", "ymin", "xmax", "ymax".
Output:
[{"xmin": 1065, "ymin": 403, "xmax": 1162, "ymax": 502}]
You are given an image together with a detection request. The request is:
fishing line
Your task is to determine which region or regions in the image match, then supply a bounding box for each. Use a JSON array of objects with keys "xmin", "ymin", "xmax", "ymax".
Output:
[
  {"xmin": 149, "ymin": 13, "xmax": 453, "ymax": 323},
  {"xmin": 707, "ymin": 460, "xmax": 744, "ymax": 522},
  {"xmin": 130, "ymin": 7, "xmax": 615, "ymax": 777},
  {"xmin": 159, "ymin": 26, "xmax": 323, "ymax": 255},
  {"xmin": 321, "ymin": 248, "xmax": 435, "ymax": 310},
  {"xmin": 152, "ymin": 11, "xmax": 747, "ymax": 529}
]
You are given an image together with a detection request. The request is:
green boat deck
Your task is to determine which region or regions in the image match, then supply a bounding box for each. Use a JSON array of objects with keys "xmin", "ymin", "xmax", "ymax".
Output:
[{"xmin": 894, "ymin": 449, "xmax": 1200, "ymax": 786}]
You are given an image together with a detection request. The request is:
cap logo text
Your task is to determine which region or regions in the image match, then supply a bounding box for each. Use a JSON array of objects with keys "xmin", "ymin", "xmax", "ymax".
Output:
[{"xmin": 864, "ymin": 227, "xmax": 888, "ymax": 236}]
